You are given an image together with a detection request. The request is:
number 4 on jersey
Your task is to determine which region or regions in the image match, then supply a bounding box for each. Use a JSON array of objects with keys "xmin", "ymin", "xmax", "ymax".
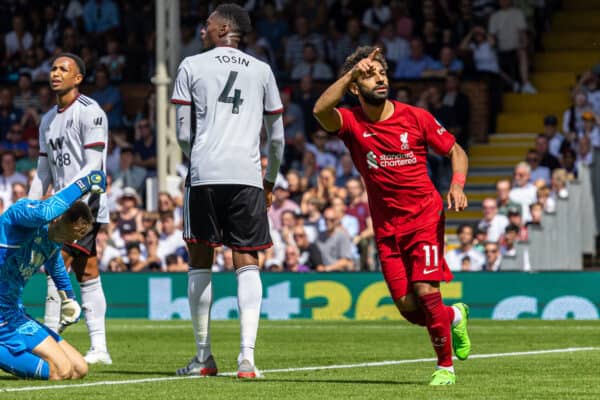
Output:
[{"xmin": 218, "ymin": 71, "xmax": 244, "ymax": 114}]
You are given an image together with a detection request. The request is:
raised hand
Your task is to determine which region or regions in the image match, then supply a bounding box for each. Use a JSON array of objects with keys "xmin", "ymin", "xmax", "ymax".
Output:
[
  {"xmin": 75, "ymin": 170, "xmax": 107, "ymax": 194},
  {"xmin": 351, "ymin": 48, "xmax": 380, "ymax": 80}
]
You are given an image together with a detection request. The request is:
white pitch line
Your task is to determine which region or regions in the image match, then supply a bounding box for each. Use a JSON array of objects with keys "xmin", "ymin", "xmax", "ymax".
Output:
[{"xmin": 2, "ymin": 347, "xmax": 598, "ymax": 393}]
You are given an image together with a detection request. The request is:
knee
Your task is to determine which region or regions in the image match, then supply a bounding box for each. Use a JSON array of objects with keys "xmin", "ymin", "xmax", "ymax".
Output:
[
  {"xmin": 71, "ymin": 360, "xmax": 88, "ymax": 379},
  {"xmin": 49, "ymin": 362, "xmax": 74, "ymax": 381}
]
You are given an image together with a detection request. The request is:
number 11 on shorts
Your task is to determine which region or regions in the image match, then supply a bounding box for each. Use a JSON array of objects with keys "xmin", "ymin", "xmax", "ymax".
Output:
[{"xmin": 423, "ymin": 245, "xmax": 438, "ymax": 267}]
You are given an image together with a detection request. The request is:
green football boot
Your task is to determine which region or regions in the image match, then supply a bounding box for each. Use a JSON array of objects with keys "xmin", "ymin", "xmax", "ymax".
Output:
[
  {"xmin": 429, "ymin": 368, "xmax": 456, "ymax": 385},
  {"xmin": 451, "ymin": 302, "xmax": 471, "ymax": 360}
]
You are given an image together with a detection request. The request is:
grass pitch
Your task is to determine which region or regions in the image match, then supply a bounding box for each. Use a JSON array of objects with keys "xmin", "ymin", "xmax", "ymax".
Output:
[{"xmin": 1, "ymin": 319, "xmax": 599, "ymax": 399}]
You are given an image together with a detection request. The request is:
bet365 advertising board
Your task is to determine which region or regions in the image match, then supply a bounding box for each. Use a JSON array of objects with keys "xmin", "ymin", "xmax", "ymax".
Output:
[{"xmin": 23, "ymin": 272, "xmax": 600, "ymax": 320}]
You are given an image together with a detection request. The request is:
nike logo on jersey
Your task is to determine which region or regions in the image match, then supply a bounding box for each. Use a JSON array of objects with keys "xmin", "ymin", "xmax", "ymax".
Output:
[
  {"xmin": 363, "ymin": 132, "xmax": 377, "ymax": 137},
  {"xmin": 423, "ymin": 268, "xmax": 439, "ymax": 275}
]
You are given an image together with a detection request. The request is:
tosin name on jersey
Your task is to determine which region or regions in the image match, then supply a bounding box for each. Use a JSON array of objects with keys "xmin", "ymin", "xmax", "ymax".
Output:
[{"xmin": 214, "ymin": 55, "xmax": 250, "ymax": 67}]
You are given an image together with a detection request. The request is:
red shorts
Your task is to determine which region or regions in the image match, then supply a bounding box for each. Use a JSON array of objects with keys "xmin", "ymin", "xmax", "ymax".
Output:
[{"xmin": 377, "ymin": 217, "xmax": 453, "ymax": 301}]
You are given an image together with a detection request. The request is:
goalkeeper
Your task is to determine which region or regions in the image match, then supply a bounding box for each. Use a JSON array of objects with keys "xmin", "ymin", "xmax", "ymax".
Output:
[{"xmin": 0, "ymin": 170, "xmax": 106, "ymax": 380}]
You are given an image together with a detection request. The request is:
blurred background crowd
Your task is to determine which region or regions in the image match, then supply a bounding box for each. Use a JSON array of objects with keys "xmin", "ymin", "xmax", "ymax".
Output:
[{"xmin": 0, "ymin": 0, "xmax": 598, "ymax": 273}]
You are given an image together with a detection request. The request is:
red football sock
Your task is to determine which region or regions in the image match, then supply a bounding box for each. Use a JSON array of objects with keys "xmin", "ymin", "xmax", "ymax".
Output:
[
  {"xmin": 400, "ymin": 309, "xmax": 426, "ymax": 326},
  {"xmin": 419, "ymin": 292, "xmax": 453, "ymax": 367},
  {"xmin": 446, "ymin": 305, "xmax": 455, "ymax": 325}
]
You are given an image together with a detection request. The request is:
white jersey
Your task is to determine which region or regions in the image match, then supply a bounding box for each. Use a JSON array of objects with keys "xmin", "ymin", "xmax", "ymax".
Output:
[
  {"xmin": 171, "ymin": 47, "xmax": 283, "ymax": 188},
  {"xmin": 39, "ymin": 94, "xmax": 109, "ymax": 223}
]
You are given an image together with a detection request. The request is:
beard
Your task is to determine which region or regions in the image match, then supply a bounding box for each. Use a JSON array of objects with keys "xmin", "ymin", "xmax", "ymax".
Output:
[{"xmin": 358, "ymin": 85, "xmax": 388, "ymax": 106}]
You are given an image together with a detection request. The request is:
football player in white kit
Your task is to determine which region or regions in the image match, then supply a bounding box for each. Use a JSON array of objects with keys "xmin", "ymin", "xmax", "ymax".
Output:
[
  {"xmin": 171, "ymin": 4, "xmax": 284, "ymax": 378},
  {"xmin": 29, "ymin": 53, "xmax": 112, "ymax": 365}
]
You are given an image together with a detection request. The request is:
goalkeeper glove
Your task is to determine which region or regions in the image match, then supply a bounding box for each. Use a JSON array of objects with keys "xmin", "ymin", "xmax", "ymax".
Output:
[
  {"xmin": 75, "ymin": 170, "xmax": 107, "ymax": 194},
  {"xmin": 58, "ymin": 290, "xmax": 81, "ymax": 333}
]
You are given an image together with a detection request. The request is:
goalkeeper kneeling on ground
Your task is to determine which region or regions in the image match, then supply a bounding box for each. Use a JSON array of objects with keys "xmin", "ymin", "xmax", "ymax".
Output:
[{"xmin": 0, "ymin": 170, "xmax": 106, "ymax": 380}]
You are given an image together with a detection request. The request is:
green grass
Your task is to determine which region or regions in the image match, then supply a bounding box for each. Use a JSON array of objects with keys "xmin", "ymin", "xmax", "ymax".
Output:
[{"xmin": 2, "ymin": 320, "xmax": 600, "ymax": 399}]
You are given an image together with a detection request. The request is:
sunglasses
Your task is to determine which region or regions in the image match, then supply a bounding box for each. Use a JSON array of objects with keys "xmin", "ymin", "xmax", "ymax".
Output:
[{"xmin": 485, "ymin": 249, "xmax": 498, "ymax": 254}]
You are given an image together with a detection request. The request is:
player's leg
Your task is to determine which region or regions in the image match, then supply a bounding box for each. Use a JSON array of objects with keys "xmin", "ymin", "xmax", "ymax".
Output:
[
  {"xmin": 177, "ymin": 186, "xmax": 220, "ymax": 376},
  {"xmin": 224, "ymin": 185, "xmax": 271, "ymax": 379},
  {"xmin": 44, "ymin": 274, "xmax": 61, "ymax": 332},
  {"xmin": 58, "ymin": 339, "xmax": 89, "ymax": 379},
  {"xmin": 377, "ymin": 235, "xmax": 426, "ymax": 325}
]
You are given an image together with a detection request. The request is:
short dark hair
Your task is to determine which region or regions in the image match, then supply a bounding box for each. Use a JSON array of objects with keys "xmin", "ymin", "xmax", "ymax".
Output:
[
  {"xmin": 505, "ymin": 224, "xmax": 520, "ymax": 234},
  {"xmin": 340, "ymin": 46, "xmax": 388, "ymax": 77},
  {"xmin": 52, "ymin": 52, "xmax": 86, "ymax": 76},
  {"xmin": 215, "ymin": 3, "xmax": 252, "ymax": 35},
  {"xmin": 457, "ymin": 223, "xmax": 474, "ymax": 235},
  {"xmin": 126, "ymin": 241, "xmax": 141, "ymax": 253},
  {"xmin": 63, "ymin": 200, "xmax": 94, "ymax": 236}
]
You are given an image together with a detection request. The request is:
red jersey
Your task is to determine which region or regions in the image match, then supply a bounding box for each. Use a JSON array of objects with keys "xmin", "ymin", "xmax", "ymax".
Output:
[{"xmin": 336, "ymin": 100, "xmax": 455, "ymax": 238}]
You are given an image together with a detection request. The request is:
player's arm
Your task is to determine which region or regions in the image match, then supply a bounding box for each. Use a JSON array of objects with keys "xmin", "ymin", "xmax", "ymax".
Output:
[
  {"xmin": 28, "ymin": 155, "xmax": 53, "ymax": 199},
  {"xmin": 171, "ymin": 60, "xmax": 193, "ymax": 157},
  {"xmin": 7, "ymin": 171, "xmax": 106, "ymax": 228},
  {"xmin": 313, "ymin": 48, "xmax": 381, "ymax": 132},
  {"xmin": 446, "ymin": 143, "xmax": 469, "ymax": 212}
]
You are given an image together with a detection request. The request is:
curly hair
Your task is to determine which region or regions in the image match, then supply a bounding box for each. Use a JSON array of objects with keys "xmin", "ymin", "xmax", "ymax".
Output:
[
  {"xmin": 340, "ymin": 46, "xmax": 388, "ymax": 77},
  {"xmin": 215, "ymin": 3, "xmax": 252, "ymax": 35}
]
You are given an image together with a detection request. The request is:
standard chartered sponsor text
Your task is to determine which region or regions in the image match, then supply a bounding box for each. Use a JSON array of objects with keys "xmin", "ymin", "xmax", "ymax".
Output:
[{"xmin": 380, "ymin": 152, "xmax": 417, "ymax": 167}]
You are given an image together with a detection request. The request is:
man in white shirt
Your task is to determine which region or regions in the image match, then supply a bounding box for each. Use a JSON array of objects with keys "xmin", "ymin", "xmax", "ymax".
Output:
[
  {"xmin": 543, "ymin": 115, "xmax": 564, "ymax": 158},
  {"xmin": 157, "ymin": 211, "xmax": 186, "ymax": 267},
  {"xmin": 446, "ymin": 224, "xmax": 485, "ymax": 271},
  {"xmin": 509, "ymin": 162, "xmax": 537, "ymax": 222},
  {"xmin": 478, "ymin": 197, "xmax": 509, "ymax": 242}
]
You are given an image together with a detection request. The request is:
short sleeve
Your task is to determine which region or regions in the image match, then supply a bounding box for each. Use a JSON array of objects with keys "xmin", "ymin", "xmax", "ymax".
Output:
[
  {"xmin": 336, "ymin": 107, "xmax": 355, "ymax": 139},
  {"xmin": 80, "ymin": 106, "xmax": 108, "ymax": 149},
  {"xmin": 39, "ymin": 118, "xmax": 48, "ymax": 156},
  {"xmin": 171, "ymin": 60, "xmax": 192, "ymax": 105},
  {"xmin": 419, "ymin": 109, "xmax": 456, "ymax": 156},
  {"xmin": 263, "ymin": 67, "xmax": 283, "ymax": 115}
]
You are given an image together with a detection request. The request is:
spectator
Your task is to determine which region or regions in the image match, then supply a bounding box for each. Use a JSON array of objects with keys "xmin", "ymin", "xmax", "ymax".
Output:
[
  {"xmin": 291, "ymin": 43, "xmax": 334, "ymax": 81},
  {"xmin": 535, "ymin": 134, "xmax": 561, "ymax": 171},
  {"xmin": 83, "ymin": 0, "xmax": 119, "ymax": 35},
  {"xmin": 42, "ymin": 5, "xmax": 62, "ymax": 54},
  {"xmin": 280, "ymin": 88, "xmax": 304, "ymax": 144},
  {"xmin": 4, "ymin": 15, "xmax": 33, "ymax": 60},
  {"xmin": 393, "ymin": 0, "xmax": 413, "ymax": 40},
  {"xmin": 302, "ymin": 195, "xmax": 324, "ymax": 233},
  {"xmin": 331, "ymin": 196, "xmax": 359, "ymax": 239},
  {"xmin": 91, "ymin": 66, "xmax": 123, "ymax": 128},
  {"xmin": 99, "ymin": 39, "xmax": 126, "ymax": 82},
  {"xmin": 446, "ymin": 224, "xmax": 485, "ymax": 271},
  {"xmin": 0, "ymin": 152, "xmax": 27, "ymax": 207},
  {"xmin": 460, "ymin": 25, "xmax": 503, "ymax": 77},
  {"xmin": 496, "ymin": 178, "xmax": 519, "ymax": 216},
  {"xmin": 133, "ymin": 118, "xmax": 157, "ymax": 174},
  {"xmin": 362, "ymin": 0, "xmax": 391, "ymax": 33},
  {"xmin": 143, "ymin": 228, "xmax": 162, "ymax": 271},
  {"xmin": 393, "ymin": 37, "xmax": 437, "ymax": 79},
  {"xmin": 335, "ymin": 153, "xmax": 358, "ymax": 187},
  {"xmin": 0, "ymin": 89, "xmax": 23, "ymax": 141},
  {"xmin": 112, "ymin": 147, "xmax": 147, "ymax": 193},
  {"xmin": 421, "ymin": 20, "xmax": 441, "ymax": 60},
  {"xmin": 536, "ymin": 185, "xmax": 554, "ymax": 212},
  {"xmin": 559, "ymin": 147, "xmax": 578, "ymax": 177},
  {"xmin": 423, "ymin": 46, "xmax": 464, "ymax": 78},
  {"xmin": 581, "ymin": 111, "xmax": 600, "ymax": 148},
  {"xmin": 578, "ymin": 69, "xmax": 600, "ymax": 115},
  {"xmin": 165, "ymin": 254, "xmax": 188, "ymax": 272},
  {"xmin": 179, "ymin": 22, "xmax": 203, "ymax": 60},
  {"xmin": 283, "ymin": 245, "xmax": 311, "ymax": 272},
  {"xmin": 285, "ymin": 169, "xmax": 304, "ymax": 205},
  {"xmin": 16, "ymin": 137, "xmax": 39, "ymax": 173},
  {"xmin": 542, "ymin": 115, "xmax": 564, "ymax": 158},
  {"xmin": 503, "ymin": 205, "xmax": 528, "ymax": 241},
  {"xmin": 284, "ymin": 16, "xmax": 325, "ymax": 72},
  {"xmin": 483, "ymin": 241, "xmax": 502, "ymax": 271},
  {"xmin": 578, "ymin": 131, "xmax": 594, "ymax": 166},
  {"xmin": 500, "ymin": 224, "xmax": 519, "ymax": 257},
  {"xmin": 60, "ymin": 26, "xmax": 80, "ymax": 55},
  {"xmin": 37, "ymin": 86, "xmax": 54, "ymax": 114},
  {"xmin": 528, "ymin": 202, "xmax": 543, "ymax": 226},
  {"xmin": 478, "ymin": 197, "xmax": 509, "ymax": 242},
  {"xmin": 315, "ymin": 207, "xmax": 354, "ymax": 271},
  {"xmin": 441, "ymin": 73, "xmax": 470, "ymax": 150},
  {"xmin": 327, "ymin": 17, "xmax": 370, "ymax": 71},
  {"xmin": 267, "ymin": 180, "xmax": 300, "ymax": 231},
  {"xmin": 158, "ymin": 191, "xmax": 182, "ymax": 228},
  {"xmin": 0, "ymin": 123, "xmax": 28, "ymax": 158},
  {"xmin": 395, "ymin": 86, "xmax": 413, "ymax": 105},
  {"xmin": 302, "ymin": 166, "xmax": 345, "ymax": 212},
  {"xmin": 255, "ymin": 3, "xmax": 289, "ymax": 53},
  {"xmin": 509, "ymin": 162, "xmax": 537, "ymax": 222},
  {"xmin": 278, "ymin": 209, "xmax": 297, "ymax": 246},
  {"xmin": 563, "ymin": 88, "xmax": 593, "ymax": 139},
  {"xmin": 488, "ymin": 0, "xmax": 537, "ymax": 94},
  {"xmin": 293, "ymin": 225, "xmax": 324, "ymax": 270},
  {"xmin": 13, "ymin": 73, "xmax": 40, "ymax": 111},
  {"xmin": 157, "ymin": 211, "xmax": 186, "ymax": 266},
  {"xmin": 525, "ymin": 149, "xmax": 550, "ymax": 185},
  {"xmin": 294, "ymin": 75, "xmax": 320, "ymax": 137},
  {"xmin": 10, "ymin": 182, "xmax": 26, "ymax": 205},
  {"xmin": 379, "ymin": 22, "xmax": 409, "ymax": 68},
  {"xmin": 550, "ymin": 168, "xmax": 569, "ymax": 203},
  {"xmin": 126, "ymin": 242, "xmax": 146, "ymax": 272},
  {"xmin": 305, "ymin": 130, "xmax": 337, "ymax": 169},
  {"xmin": 116, "ymin": 187, "xmax": 144, "ymax": 237}
]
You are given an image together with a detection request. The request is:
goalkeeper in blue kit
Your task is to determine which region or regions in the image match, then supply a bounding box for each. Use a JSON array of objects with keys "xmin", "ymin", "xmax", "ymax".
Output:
[{"xmin": 0, "ymin": 170, "xmax": 106, "ymax": 380}]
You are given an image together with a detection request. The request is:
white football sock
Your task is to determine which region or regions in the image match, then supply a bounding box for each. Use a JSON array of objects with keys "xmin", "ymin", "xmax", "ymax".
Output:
[
  {"xmin": 44, "ymin": 276, "xmax": 60, "ymax": 333},
  {"xmin": 80, "ymin": 277, "xmax": 108, "ymax": 352},
  {"xmin": 236, "ymin": 265, "xmax": 262, "ymax": 366},
  {"xmin": 452, "ymin": 305, "xmax": 462, "ymax": 327},
  {"xmin": 188, "ymin": 268, "xmax": 212, "ymax": 362},
  {"xmin": 437, "ymin": 365, "xmax": 455, "ymax": 373}
]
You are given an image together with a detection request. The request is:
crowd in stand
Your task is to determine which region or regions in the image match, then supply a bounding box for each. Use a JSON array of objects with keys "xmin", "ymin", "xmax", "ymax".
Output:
[
  {"xmin": 450, "ymin": 67, "xmax": 600, "ymax": 272},
  {"xmin": 0, "ymin": 0, "xmax": 569, "ymax": 273}
]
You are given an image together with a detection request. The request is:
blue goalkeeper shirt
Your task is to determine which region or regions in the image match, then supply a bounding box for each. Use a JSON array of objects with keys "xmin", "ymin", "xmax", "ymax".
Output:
[{"xmin": 0, "ymin": 183, "xmax": 83, "ymax": 325}]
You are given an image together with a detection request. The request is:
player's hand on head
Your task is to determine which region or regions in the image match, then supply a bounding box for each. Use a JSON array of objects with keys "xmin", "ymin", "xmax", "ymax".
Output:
[
  {"xmin": 447, "ymin": 184, "xmax": 468, "ymax": 212},
  {"xmin": 57, "ymin": 290, "xmax": 82, "ymax": 333},
  {"xmin": 76, "ymin": 170, "xmax": 107, "ymax": 194}
]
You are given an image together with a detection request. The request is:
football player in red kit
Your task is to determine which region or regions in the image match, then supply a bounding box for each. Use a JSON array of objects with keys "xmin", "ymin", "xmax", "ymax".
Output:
[{"xmin": 313, "ymin": 46, "xmax": 471, "ymax": 385}]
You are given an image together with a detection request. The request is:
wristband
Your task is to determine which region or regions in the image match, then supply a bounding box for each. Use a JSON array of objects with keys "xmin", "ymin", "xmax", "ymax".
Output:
[{"xmin": 451, "ymin": 172, "xmax": 466, "ymax": 188}]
